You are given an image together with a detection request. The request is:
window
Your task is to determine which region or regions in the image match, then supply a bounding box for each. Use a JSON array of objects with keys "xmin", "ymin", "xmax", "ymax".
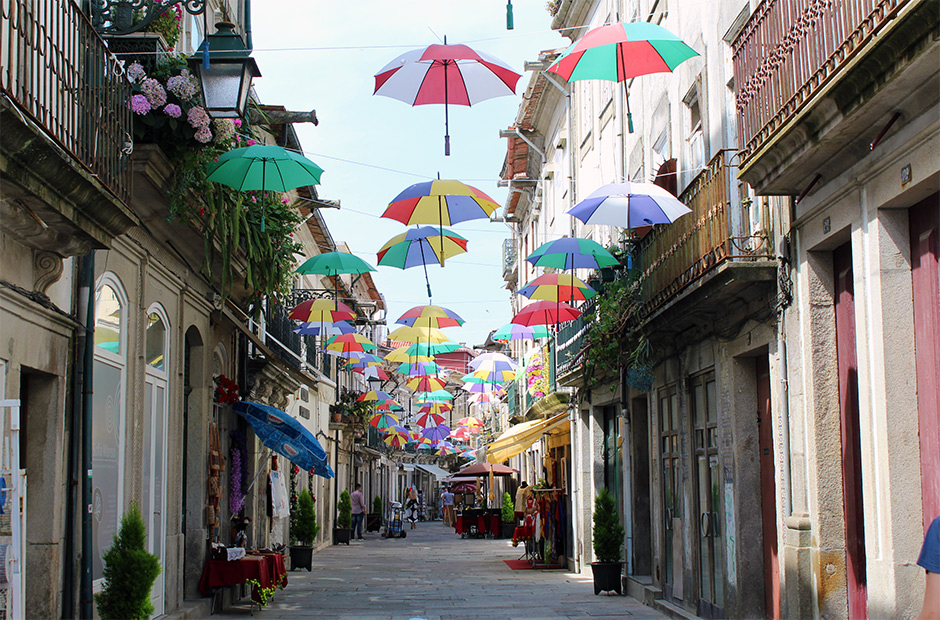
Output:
[
  {"xmin": 145, "ymin": 312, "xmax": 166, "ymax": 370},
  {"xmin": 684, "ymin": 84, "xmax": 705, "ymax": 177}
]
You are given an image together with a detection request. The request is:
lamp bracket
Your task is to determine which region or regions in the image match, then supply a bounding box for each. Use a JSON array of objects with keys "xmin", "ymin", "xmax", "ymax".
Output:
[{"xmin": 92, "ymin": 0, "xmax": 207, "ymax": 37}]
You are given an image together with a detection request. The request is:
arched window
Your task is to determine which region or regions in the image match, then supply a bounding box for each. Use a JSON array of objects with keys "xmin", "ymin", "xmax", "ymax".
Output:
[{"xmin": 91, "ymin": 274, "xmax": 127, "ymax": 585}]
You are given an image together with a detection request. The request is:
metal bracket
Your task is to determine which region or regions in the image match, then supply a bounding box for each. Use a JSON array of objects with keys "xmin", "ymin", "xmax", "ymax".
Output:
[{"xmin": 91, "ymin": 0, "xmax": 207, "ymax": 37}]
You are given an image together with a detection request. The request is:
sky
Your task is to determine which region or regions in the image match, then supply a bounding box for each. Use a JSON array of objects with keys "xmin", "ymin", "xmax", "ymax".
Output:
[{"xmin": 249, "ymin": 1, "xmax": 568, "ymax": 347}]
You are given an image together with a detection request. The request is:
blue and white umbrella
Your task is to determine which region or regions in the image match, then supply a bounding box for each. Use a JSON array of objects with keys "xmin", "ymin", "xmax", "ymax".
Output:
[
  {"xmin": 233, "ymin": 401, "xmax": 333, "ymax": 478},
  {"xmin": 567, "ymin": 181, "xmax": 691, "ymax": 228}
]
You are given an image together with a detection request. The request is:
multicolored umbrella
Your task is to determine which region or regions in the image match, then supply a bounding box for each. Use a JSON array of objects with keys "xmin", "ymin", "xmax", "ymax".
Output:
[
  {"xmin": 417, "ymin": 412, "xmax": 446, "ymax": 428},
  {"xmin": 288, "ymin": 299, "xmax": 356, "ymax": 323},
  {"xmin": 567, "ymin": 181, "xmax": 692, "ymax": 228},
  {"xmin": 518, "ymin": 273, "xmax": 597, "ymax": 302},
  {"xmin": 434, "ymin": 441, "xmax": 458, "ymax": 456},
  {"xmin": 395, "ymin": 359, "xmax": 443, "ymax": 376},
  {"xmin": 512, "ymin": 300, "xmax": 582, "ymax": 326},
  {"xmin": 396, "ymin": 305, "xmax": 465, "ymax": 329},
  {"xmin": 490, "ymin": 323, "xmax": 551, "ymax": 342},
  {"xmin": 377, "ymin": 226, "xmax": 470, "ymax": 298},
  {"xmin": 467, "ymin": 367, "xmax": 516, "ymax": 383},
  {"xmin": 293, "ymin": 320, "xmax": 355, "ymax": 337},
  {"xmin": 206, "ymin": 144, "xmax": 324, "ymax": 232},
  {"xmin": 373, "ymin": 41, "xmax": 522, "ymax": 155},
  {"xmin": 525, "ymin": 237, "xmax": 619, "ymax": 270},
  {"xmin": 418, "ymin": 402, "xmax": 452, "ymax": 414},
  {"xmin": 415, "ymin": 389, "xmax": 454, "ymax": 402},
  {"xmin": 405, "ymin": 341, "xmax": 460, "ymax": 357},
  {"xmin": 406, "ymin": 376, "xmax": 448, "ymax": 392},
  {"xmin": 383, "ymin": 180, "xmax": 500, "ymax": 226},
  {"xmin": 469, "ymin": 352, "xmax": 518, "ymax": 371},
  {"xmin": 450, "ymin": 427, "xmax": 472, "ymax": 441},
  {"xmin": 357, "ymin": 389, "xmax": 395, "ymax": 403},
  {"xmin": 369, "ymin": 412, "xmax": 401, "ymax": 430},
  {"xmin": 324, "ymin": 333, "xmax": 376, "ymax": 356},
  {"xmin": 547, "ymin": 22, "xmax": 697, "ymax": 132},
  {"xmin": 353, "ymin": 366, "xmax": 390, "ymax": 381},
  {"xmin": 461, "ymin": 382, "xmax": 507, "ymax": 395},
  {"xmin": 387, "ymin": 325, "xmax": 453, "ymax": 344},
  {"xmin": 383, "ymin": 426, "xmax": 410, "ymax": 448},
  {"xmin": 421, "ymin": 424, "xmax": 452, "ymax": 442},
  {"xmin": 458, "ymin": 416, "xmax": 483, "ymax": 427}
]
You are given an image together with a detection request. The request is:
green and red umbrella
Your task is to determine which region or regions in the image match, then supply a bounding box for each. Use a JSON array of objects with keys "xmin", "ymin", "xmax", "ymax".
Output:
[
  {"xmin": 547, "ymin": 22, "xmax": 697, "ymax": 132},
  {"xmin": 526, "ymin": 237, "xmax": 619, "ymax": 271}
]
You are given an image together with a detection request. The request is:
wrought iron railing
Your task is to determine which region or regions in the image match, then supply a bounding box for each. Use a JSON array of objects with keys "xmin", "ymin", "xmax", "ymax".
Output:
[
  {"xmin": 265, "ymin": 302, "xmax": 303, "ymax": 370},
  {"xmin": 556, "ymin": 296, "xmax": 595, "ymax": 377},
  {"xmin": 636, "ymin": 150, "xmax": 772, "ymax": 315},
  {"xmin": 732, "ymin": 0, "xmax": 909, "ymax": 164},
  {"xmin": 1, "ymin": 0, "xmax": 132, "ymax": 203}
]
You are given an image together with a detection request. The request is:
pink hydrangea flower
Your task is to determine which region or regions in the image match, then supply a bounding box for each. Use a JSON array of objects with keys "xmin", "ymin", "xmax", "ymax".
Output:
[
  {"xmin": 128, "ymin": 94, "xmax": 151, "ymax": 115},
  {"xmin": 187, "ymin": 106, "xmax": 210, "ymax": 128},
  {"xmin": 140, "ymin": 78, "xmax": 166, "ymax": 107},
  {"xmin": 167, "ymin": 71, "xmax": 198, "ymax": 100},
  {"xmin": 163, "ymin": 103, "xmax": 182, "ymax": 118},
  {"xmin": 194, "ymin": 125, "xmax": 213, "ymax": 143},
  {"xmin": 126, "ymin": 62, "xmax": 146, "ymax": 83}
]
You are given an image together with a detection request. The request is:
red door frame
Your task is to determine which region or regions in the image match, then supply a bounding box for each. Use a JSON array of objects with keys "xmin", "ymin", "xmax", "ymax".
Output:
[
  {"xmin": 910, "ymin": 194, "xmax": 940, "ymax": 530},
  {"xmin": 833, "ymin": 242, "xmax": 868, "ymax": 620},
  {"xmin": 756, "ymin": 356, "xmax": 780, "ymax": 619}
]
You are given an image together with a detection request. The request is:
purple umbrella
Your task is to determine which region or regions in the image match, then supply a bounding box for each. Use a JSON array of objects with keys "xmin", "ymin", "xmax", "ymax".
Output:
[{"xmin": 421, "ymin": 425, "xmax": 452, "ymax": 442}]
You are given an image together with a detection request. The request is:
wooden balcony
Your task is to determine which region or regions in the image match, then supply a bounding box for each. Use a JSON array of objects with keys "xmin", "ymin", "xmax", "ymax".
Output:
[{"xmin": 731, "ymin": 0, "xmax": 938, "ymax": 193}]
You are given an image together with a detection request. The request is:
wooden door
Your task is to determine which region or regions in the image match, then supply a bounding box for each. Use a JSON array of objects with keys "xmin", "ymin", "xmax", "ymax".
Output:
[
  {"xmin": 756, "ymin": 356, "xmax": 780, "ymax": 619},
  {"xmin": 833, "ymin": 242, "xmax": 867, "ymax": 620},
  {"xmin": 910, "ymin": 194, "xmax": 940, "ymax": 530}
]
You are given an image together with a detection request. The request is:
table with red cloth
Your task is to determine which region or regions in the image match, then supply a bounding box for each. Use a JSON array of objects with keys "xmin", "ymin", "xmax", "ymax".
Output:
[
  {"xmin": 454, "ymin": 510, "xmax": 500, "ymax": 538},
  {"xmin": 199, "ymin": 552, "xmax": 288, "ymax": 605}
]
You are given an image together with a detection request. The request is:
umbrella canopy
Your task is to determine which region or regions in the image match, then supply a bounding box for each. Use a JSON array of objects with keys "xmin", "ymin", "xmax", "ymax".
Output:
[
  {"xmin": 467, "ymin": 368, "xmax": 516, "ymax": 383},
  {"xmin": 458, "ymin": 416, "xmax": 483, "ymax": 427},
  {"xmin": 232, "ymin": 401, "xmax": 333, "ymax": 478},
  {"xmin": 421, "ymin": 424, "xmax": 452, "ymax": 442},
  {"xmin": 293, "ymin": 320, "xmax": 355, "ymax": 336},
  {"xmin": 434, "ymin": 441, "xmax": 458, "ymax": 456},
  {"xmin": 567, "ymin": 181, "xmax": 692, "ymax": 228},
  {"xmin": 490, "ymin": 323, "xmax": 551, "ymax": 342},
  {"xmin": 383, "ymin": 429, "xmax": 410, "ymax": 449},
  {"xmin": 357, "ymin": 389, "xmax": 394, "ymax": 402},
  {"xmin": 352, "ymin": 365, "xmax": 390, "ymax": 381},
  {"xmin": 461, "ymin": 382, "xmax": 507, "ymax": 395},
  {"xmin": 396, "ymin": 305, "xmax": 465, "ymax": 329},
  {"xmin": 206, "ymin": 144, "xmax": 324, "ymax": 231},
  {"xmin": 288, "ymin": 299, "xmax": 356, "ymax": 323},
  {"xmin": 469, "ymin": 352, "xmax": 518, "ymax": 371},
  {"xmin": 344, "ymin": 353, "xmax": 384, "ymax": 368},
  {"xmin": 455, "ymin": 461, "xmax": 517, "ymax": 477},
  {"xmin": 295, "ymin": 251, "xmax": 376, "ymax": 277},
  {"xmin": 518, "ymin": 273, "xmax": 597, "ymax": 302},
  {"xmin": 369, "ymin": 413, "xmax": 401, "ymax": 429},
  {"xmin": 418, "ymin": 402, "xmax": 452, "ymax": 414},
  {"xmin": 406, "ymin": 376, "xmax": 448, "ymax": 392},
  {"xmin": 526, "ymin": 237, "xmax": 619, "ymax": 270},
  {"xmin": 512, "ymin": 300, "xmax": 582, "ymax": 326},
  {"xmin": 324, "ymin": 333, "xmax": 376, "ymax": 355},
  {"xmin": 546, "ymin": 22, "xmax": 697, "ymax": 133},
  {"xmin": 383, "ymin": 180, "xmax": 500, "ymax": 226},
  {"xmin": 416, "ymin": 412, "xmax": 446, "ymax": 427},
  {"xmin": 405, "ymin": 341, "xmax": 460, "ymax": 357},
  {"xmin": 415, "ymin": 389, "xmax": 454, "ymax": 401},
  {"xmin": 387, "ymin": 325, "xmax": 453, "ymax": 344},
  {"xmin": 395, "ymin": 359, "xmax": 443, "ymax": 376},
  {"xmin": 373, "ymin": 42, "xmax": 521, "ymax": 155},
  {"xmin": 377, "ymin": 226, "xmax": 468, "ymax": 268}
]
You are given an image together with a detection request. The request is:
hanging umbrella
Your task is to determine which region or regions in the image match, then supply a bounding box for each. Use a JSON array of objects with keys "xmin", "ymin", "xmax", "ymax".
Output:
[
  {"xmin": 546, "ymin": 21, "xmax": 698, "ymax": 132},
  {"xmin": 490, "ymin": 323, "xmax": 551, "ymax": 342},
  {"xmin": 405, "ymin": 341, "xmax": 460, "ymax": 357},
  {"xmin": 567, "ymin": 181, "xmax": 692, "ymax": 228},
  {"xmin": 387, "ymin": 325, "xmax": 453, "ymax": 344},
  {"xmin": 450, "ymin": 427, "xmax": 473, "ymax": 441},
  {"xmin": 395, "ymin": 359, "xmax": 443, "ymax": 376},
  {"xmin": 418, "ymin": 402, "xmax": 452, "ymax": 414},
  {"xmin": 421, "ymin": 424, "xmax": 452, "ymax": 442},
  {"xmin": 206, "ymin": 144, "xmax": 324, "ymax": 232},
  {"xmin": 293, "ymin": 320, "xmax": 355, "ymax": 336},
  {"xmin": 406, "ymin": 376, "xmax": 448, "ymax": 392},
  {"xmin": 416, "ymin": 389, "xmax": 454, "ymax": 402},
  {"xmin": 458, "ymin": 416, "xmax": 483, "ymax": 427},
  {"xmin": 512, "ymin": 300, "xmax": 582, "ymax": 326},
  {"xmin": 384, "ymin": 179, "xmax": 500, "ymax": 227},
  {"xmin": 357, "ymin": 389, "xmax": 395, "ymax": 403},
  {"xmin": 373, "ymin": 40, "xmax": 522, "ymax": 155},
  {"xmin": 467, "ymin": 367, "xmax": 516, "ymax": 383},
  {"xmin": 434, "ymin": 441, "xmax": 458, "ymax": 456},
  {"xmin": 416, "ymin": 412, "xmax": 446, "ymax": 428},
  {"xmin": 324, "ymin": 333, "xmax": 376, "ymax": 356},
  {"xmin": 384, "ymin": 427, "xmax": 410, "ymax": 449},
  {"xmin": 396, "ymin": 305, "xmax": 465, "ymax": 329},
  {"xmin": 295, "ymin": 251, "xmax": 377, "ymax": 303},
  {"xmin": 232, "ymin": 401, "xmax": 333, "ymax": 478},
  {"xmin": 344, "ymin": 353, "xmax": 384, "ymax": 368},
  {"xmin": 518, "ymin": 273, "xmax": 597, "ymax": 302},
  {"xmin": 526, "ymin": 237, "xmax": 619, "ymax": 270},
  {"xmin": 369, "ymin": 412, "xmax": 401, "ymax": 430},
  {"xmin": 377, "ymin": 227, "xmax": 469, "ymax": 297},
  {"xmin": 288, "ymin": 299, "xmax": 356, "ymax": 323},
  {"xmin": 352, "ymin": 365, "xmax": 390, "ymax": 381},
  {"xmin": 469, "ymin": 392, "xmax": 501, "ymax": 404},
  {"xmin": 469, "ymin": 352, "xmax": 518, "ymax": 371},
  {"xmin": 461, "ymin": 382, "xmax": 507, "ymax": 395}
]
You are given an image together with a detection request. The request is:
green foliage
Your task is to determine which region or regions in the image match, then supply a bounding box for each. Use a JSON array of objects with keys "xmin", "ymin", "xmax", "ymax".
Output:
[
  {"xmin": 293, "ymin": 489, "xmax": 320, "ymax": 546},
  {"xmin": 329, "ymin": 388, "xmax": 373, "ymax": 423},
  {"xmin": 94, "ymin": 502, "xmax": 162, "ymax": 620},
  {"xmin": 135, "ymin": 5, "xmax": 182, "ymax": 48},
  {"xmin": 337, "ymin": 490, "xmax": 352, "ymax": 529},
  {"xmin": 592, "ymin": 488, "xmax": 625, "ymax": 563},
  {"xmin": 372, "ymin": 495, "xmax": 383, "ymax": 515},
  {"xmin": 501, "ymin": 492, "xmax": 515, "ymax": 523}
]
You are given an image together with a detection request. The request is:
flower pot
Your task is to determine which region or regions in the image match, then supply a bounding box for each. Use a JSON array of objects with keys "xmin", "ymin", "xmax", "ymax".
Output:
[
  {"xmin": 331, "ymin": 412, "xmax": 343, "ymax": 423},
  {"xmin": 499, "ymin": 522, "xmax": 516, "ymax": 540},
  {"xmin": 590, "ymin": 561, "xmax": 623, "ymax": 595},
  {"xmin": 332, "ymin": 527, "xmax": 351, "ymax": 545},
  {"xmin": 288, "ymin": 545, "xmax": 313, "ymax": 571},
  {"xmin": 366, "ymin": 513, "xmax": 382, "ymax": 532}
]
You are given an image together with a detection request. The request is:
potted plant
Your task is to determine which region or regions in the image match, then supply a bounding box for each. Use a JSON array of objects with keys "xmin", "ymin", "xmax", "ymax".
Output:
[
  {"xmin": 591, "ymin": 487, "xmax": 625, "ymax": 595},
  {"xmin": 95, "ymin": 502, "xmax": 162, "ymax": 620},
  {"xmin": 289, "ymin": 489, "xmax": 320, "ymax": 571},
  {"xmin": 500, "ymin": 492, "xmax": 516, "ymax": 539},
  {"xmin": 367, "ymin": 494, "xmax": 383, "ymax": 532},
  {"xmin": 334, "ymin": 490, "xmax": 352, "ymax": 545}
]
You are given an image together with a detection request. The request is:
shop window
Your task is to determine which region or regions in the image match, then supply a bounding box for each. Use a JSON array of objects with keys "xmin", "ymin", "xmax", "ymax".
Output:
[{"xmin": 145, "ymin": 311, "xmax": 167, "ymax": 371}]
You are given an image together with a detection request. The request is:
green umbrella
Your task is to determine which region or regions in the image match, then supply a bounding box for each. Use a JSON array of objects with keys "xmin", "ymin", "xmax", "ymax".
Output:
[
  {"xmin": 295, "ymin": 251, "xmax": 377, "ymax": 303},
  {"xmin": 206, "ymin": 144, "xmax": 324, "ymax": 232}
]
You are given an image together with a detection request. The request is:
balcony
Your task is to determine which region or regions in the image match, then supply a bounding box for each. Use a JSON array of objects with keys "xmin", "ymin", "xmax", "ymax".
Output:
[
  {"xmin": 555, "ymin": 296, "xmax": 595, "ymax": 387},
  {"xmin": 1, "ymin": 0, "xmax": 137, "ymax": 254},
  {"xmin": 732, "ymin": 0, "xmax": 938, "ymax": 194}
]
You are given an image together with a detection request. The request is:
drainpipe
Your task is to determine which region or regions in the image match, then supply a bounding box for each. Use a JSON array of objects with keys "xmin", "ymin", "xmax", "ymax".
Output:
[
  {"xmin": 620, "ymin": 370, "xmax": 633, "ymax": 576},
  {"xmin": 79, "ymin": 251, "xmax": 95, "ymax": 620},
  {"xmin": 243, "ymin": 0, "xmax": 253, "ymax": 51}
]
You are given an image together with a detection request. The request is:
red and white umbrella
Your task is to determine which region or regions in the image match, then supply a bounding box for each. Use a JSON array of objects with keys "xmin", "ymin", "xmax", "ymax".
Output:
[{"xmin": 373, "ymin": 40, "xmax": 521, "ymax": 155}]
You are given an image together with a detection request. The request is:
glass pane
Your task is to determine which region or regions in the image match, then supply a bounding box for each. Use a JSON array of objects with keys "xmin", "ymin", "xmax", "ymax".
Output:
[
  {"xmin": 142, "ymin": 382, "xmax": 152, "ymax": 535},
  {"xmin": 706, "ymin": 379, "xmax": 717, "ymax": 424},
  {"xmin": 94, "ymin": 285, "xmax": 122, "ymax": 354},
  {"xmin": 660, "ymin": 396, "xmax": 669, "ymax": 431},
  {"xmin": 694, "ymin": 383, "xmax": 705, "ymax": 428},
  {"xmin": 91, "ymin": 360, "xmax": 122, "ymax": 581},
  {"xmin": 145, "ymin": 313, "xmax": 166, "ymax": 371},
  {"xmin": 670, "ymin": 394, "xmax": 679, "ymax": 430},
  {"xmin": 154, "ymin": 385, "xmax": 165, "ymax": 560},
  {"xmin": 695, "ymin": 429, "xmax": 705, "ymax": 449},
  {"xmin": 698, "ymin": 455, "xmax": 712, "ymax": 599},
  {"xmin": 662, "ymin": 436, "xmax": 669, "ymax": 454}
]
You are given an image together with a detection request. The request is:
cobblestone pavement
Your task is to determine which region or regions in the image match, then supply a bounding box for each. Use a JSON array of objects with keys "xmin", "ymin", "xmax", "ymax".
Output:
[{"xmin": 210, "ymin": 520, "xmax": 669, "ymax": 619}]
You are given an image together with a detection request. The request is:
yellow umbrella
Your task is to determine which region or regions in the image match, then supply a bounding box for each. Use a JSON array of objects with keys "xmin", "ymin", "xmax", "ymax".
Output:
[{"xmin": 387, "ymin": 325, "xmax": 452, "ymax": 344}]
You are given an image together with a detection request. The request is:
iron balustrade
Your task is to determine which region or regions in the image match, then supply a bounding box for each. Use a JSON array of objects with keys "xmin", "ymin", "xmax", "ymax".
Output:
[
  {"xmin": 1, "ymin": 0, "xmax": 132, "ymax": 203},
  {"xmin": 636, "ymin": 150, "xmax": 772, "ymax": 316},
  {"xmin": 265, "ymin": 302, "xmax": 304, "ymax": 370},
  {"xmin": 732, "ymin": 0, "xmax": 908, "ymax": 164},
  {"xmin": 555, "ymin": 296, "xmax": 596, "ymax": 377}
]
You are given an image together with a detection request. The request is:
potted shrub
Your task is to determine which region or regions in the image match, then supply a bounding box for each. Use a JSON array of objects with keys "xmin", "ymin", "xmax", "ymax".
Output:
[
  {"xmin": 367, "ymin": 494, "xmax": 383, "ymax": 532},
  {"xmin": 95, "ymin": 502, "xmax": 161, "ymax": 620},
  {"xmin": 500, "ymin": 492, "xmax": 516, "ymax": 539},
  {"xmin": 591, "ymin": 487, "xmax": 625, "ymax": 595},
  {"xmin": 289, "ymin": 489, "xmax": 320, "ymax": 571},
  {"xmin": 334, "ymin": 490, "xmax": 352, "ymax": 545}
]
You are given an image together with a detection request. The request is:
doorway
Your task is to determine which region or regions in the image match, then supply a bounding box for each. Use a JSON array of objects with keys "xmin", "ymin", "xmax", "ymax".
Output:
[
  {"xmin": 658, "ymin": 384, "xmax": 682, "ymax": 601},
  {"xmin": 756, "ymin": 356, "xmax": 780, "ymax": 619},
  {"xmin": 631, "ymin": 396, "xmax": 652, "ymax": 577}
]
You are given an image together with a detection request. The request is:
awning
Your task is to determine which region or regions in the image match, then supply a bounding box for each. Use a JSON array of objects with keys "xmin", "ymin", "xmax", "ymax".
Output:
[
  {"xmin": 485, "ymin": 412, "xmax": 569, "ymax": 464},
  {"xmin": 523, "ymin": 391, "xmax": 571, "ymax": 420},
  {"xmin": 415, "ymin": 463, "xmax": 452, "ymax": 480}
]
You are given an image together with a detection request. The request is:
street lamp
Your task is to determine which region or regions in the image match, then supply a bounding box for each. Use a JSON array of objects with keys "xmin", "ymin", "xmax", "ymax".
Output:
[{"xmin": 188, "ymin": 21, "xmax": 261, "ymax": 119}]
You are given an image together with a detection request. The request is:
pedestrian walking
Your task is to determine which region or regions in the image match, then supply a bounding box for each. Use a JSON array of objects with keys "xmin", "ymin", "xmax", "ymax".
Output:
[
  {"xmin": 441, "ymin": 486, "xmax": 455, "ymax": 527},
  {"xmin": 406, "ymin": 487, "xmax": 419, "ymax": 529},
  {"xmin": 350, "ymin": 483, "xmax": 367, "ymax": 540}
]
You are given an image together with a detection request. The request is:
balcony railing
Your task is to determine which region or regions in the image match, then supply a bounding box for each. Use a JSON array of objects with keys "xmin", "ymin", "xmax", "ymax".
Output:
[
  {"xmin": 1, "ymin": 0, "xmax": 132, "ymax": 203},
  {"xmin": 556, "ymin": 296, "xmax": 595, "ymax": 377},
  {"xmin": 265, "ymin": 302, "xmax": 304, "ymax": 370},
  {"xmin": 636, "ymin": 150, "xmax": 772, "ymax": 315},
  {"xmin": 732, "ymin": 0, "xmax": 908, "ymax": 164}
]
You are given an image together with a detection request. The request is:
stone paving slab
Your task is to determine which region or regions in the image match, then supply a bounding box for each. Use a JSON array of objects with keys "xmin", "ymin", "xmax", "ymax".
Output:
[{"xmin": 208, "ymin": 521, "xmax": 668, "ymax": 619}]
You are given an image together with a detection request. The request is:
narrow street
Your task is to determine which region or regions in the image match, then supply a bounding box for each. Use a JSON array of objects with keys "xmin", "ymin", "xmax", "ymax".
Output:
[{"xmin": 211, "ymin": 523, "xmax": 669, "ymax": 619}]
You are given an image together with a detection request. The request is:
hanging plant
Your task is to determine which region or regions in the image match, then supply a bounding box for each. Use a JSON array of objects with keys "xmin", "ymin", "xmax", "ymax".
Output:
[
  {"xmin": 213, "ymin": 374, "xmax": 240, "ymax": 405},
  {"xmin": 229, "ymin": 429, "xmax": 249, "ymax": 515}
]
